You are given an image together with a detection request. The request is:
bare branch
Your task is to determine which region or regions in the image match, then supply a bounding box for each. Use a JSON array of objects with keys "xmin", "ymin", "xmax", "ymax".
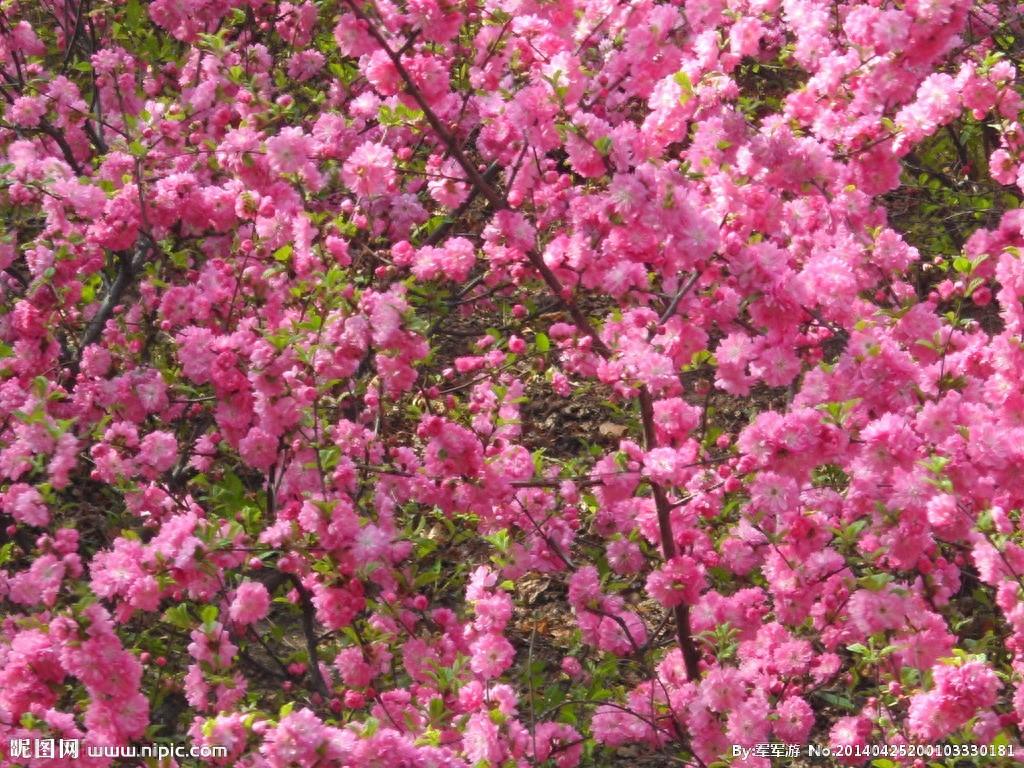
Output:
[{"xmin": 287, "ymin": 574, "xmax": 332, "ymax": 700}]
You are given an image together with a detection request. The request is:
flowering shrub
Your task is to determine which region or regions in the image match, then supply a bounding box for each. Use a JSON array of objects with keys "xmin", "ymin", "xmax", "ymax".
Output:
[{"xmin": 1, "ymin": 0, "xmax": 1024, "ymax": 765}]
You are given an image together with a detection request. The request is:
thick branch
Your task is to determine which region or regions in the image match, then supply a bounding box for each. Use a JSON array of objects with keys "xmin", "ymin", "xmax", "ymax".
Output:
[
  {"xmin": 78, "ymin": 237, "xmax": 151, "ymax": 355},
  {"xmin": 640, "ymin": 399, "xmax": 701, "ymax": 680},
  {"xmin": 288, "ymin": 574, "xmax": 331, "ymax": 699},
  {"xmin": 35, "ymin": 121, "xmax": 86, "ymax": 176}
]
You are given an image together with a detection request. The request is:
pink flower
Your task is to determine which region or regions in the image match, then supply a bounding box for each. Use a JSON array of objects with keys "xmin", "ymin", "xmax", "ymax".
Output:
[
  {"xmin": 91, "ymin": 538, "xmax": 147, "ymax": 601},
  {"xmin": 596, "ymin": 610, "xmax": 648, "ymax": 655},
  {"xmin": 229, "ymin": 581, "xmax": 271, "ymax": 625},
  {"xmin": 750, "ymin": 344, "xmax": 801, "ymax": 387},
  {"xmin": 729, "ymin": 17, "xmax": 763, "ymax": 57},
  {"xmin": 592, "ymin": 704, "xmax": 655, "ymax": 747},
  {"xmin": 462, "ymin": 711, "xmax": 505, "ymax": 765},
  {"xmin": 286, "ymin": 50, "xmax": 325, "ymax": 82},
  {"xmin": 642, "ymin": 446, "xmax": 687, "ymax": 485},
  {"xmin": 238, "ymin": 427, "xmax": 278, "ymax": 472},
  {"xmin": 466, "ymin": 565, "xmax": 498, "ymax": 601},
  {"xmin": 342, "ymin": 141, "xmax": 396, "ymax": 197},
  {"xmin": 774, "ymin": 696, "xmax": 814, "ymax": 742},
  {"xmin": 266, "ymin": 127, "xmax": 317, "ymax": 175},
  {"xmin": 2, "ymin": 483, "xmax": 50, "ymax": 527},
  {"xmin": 437, "ymin": 237, "xmax": 475, "ymax": 282},
  {"xmin": 333, "ymin": 14, "xmax": 375, "ymax": 56},
  {"xmin": 8, "ymin": 554, "xmax": 65, "ymax": 607},
  {"xmin": 533, "ymin": 722, "xmax": 583, "ymax": 767},
  {"xmin": 829, "ymin": 715, "xmax": 872, "ymax": 752},
  {"xmin": 261, "ymin": 709, "xmax": 327, "ymax": 768},
  {"xmin": 0, "ymin": 629, "xmax": 65, "ymax": 716},
  {"xmin": 908, "ymin": 661, "xmax": 1002, "ymax": 740},
  {"xmin": 607, "ymin": 539, "xmax": 645, "ymax": 575},
  {"xmin": 926, "ymin": 493, "xmax": 969, "ymax": 538},
  {"xmin": 138, "ymin": 430, "xmax": 178, "ymax": 473},
  {"xmin": 748, "ymin": 471, "xmax": 799, "ymax": 519},
  {"xmin": 362, "ymin": 50, "xmax": 401, "ymax": 95},
  {"xmin": 567, "ymin": 566, "xmax": 602, "ymax": 610},
  {"xmin": 352, "ymin": 523, "xmax": 391, "ymax": 563},
  {"xmin": 652, "ymin": 397, "xmax": 701, "ymax": 442},
  {"xmin": 646, "ymin": 556, "xmax": 706, "ymax": 608},
  {"xmin": 726, "ymin": 693, "xmax": 770, "ymax": 747},
  {"xmin": 311, "ymin": 580, "xmax": 365, "ymax": 629},
  {"xmin": 10, "ymin": 96, "xmax": 46, "ymax": 127},
  {"xmin": 561, "ymin": 656, "xmax": 583, "ymax": 678},
  {"xmin": 469, "ymin": 633, "xmax": 515, "ymax": 679},
  {"xmin": 473, "ymin": 593, "xmax": 513, "ymax": 634},
  {"xmin": 335, "ymin": 647, "xmax": 373, "ymax": 688}
]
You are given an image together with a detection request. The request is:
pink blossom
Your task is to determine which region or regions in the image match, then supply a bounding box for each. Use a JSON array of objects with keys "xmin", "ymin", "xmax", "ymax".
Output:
[
  {"xmin": 2, "ymin": 483, "xmax": 50, "ymax": 527},
  {"xmin": 229, "ymin": 581, "xmax": 271, "ymax": 625},
  {"xmin": 646, "ymin": 556, "xmax": 706, "ymax": 608},
  {"xmin": 342, "ymin": 141, "xmax": 396, "ymax": 197},
  {"xmin": 138, "ymin": 430, "xmax": 178, "ymax": 473},
  {"xmin": 469, "ymin": 633, "xmax": 515, "ymax": 679},
  {"xmin": 266, "ymin": 127, "xmax": 318, "ymax": 176},
  {"xmin": 774, "ymin": 696, "xmax": 814, "ymax": 742},
  {"xmin": 238, "ymin": 427, "xmax": 278, "ymax": 472},
  {"xmin": 9, "ymin": 96, "xmax": 46, "ymax": 127}
]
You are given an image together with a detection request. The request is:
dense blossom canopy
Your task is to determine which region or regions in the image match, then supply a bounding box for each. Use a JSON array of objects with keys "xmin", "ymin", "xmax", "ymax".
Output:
[{"xmin": 1, "ymin": 0, "xmax": 1024, "ymax": 765}]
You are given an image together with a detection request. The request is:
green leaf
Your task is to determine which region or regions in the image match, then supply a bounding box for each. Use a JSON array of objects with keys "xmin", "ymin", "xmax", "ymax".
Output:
[
  {"xmin": 483, "ymin": 529, "xmax": 510, "ymax": 553},
  {"xmin": 858, "ymin": 573, "xmax": 893, "ymax": 592},
  {"xmin": 428, "ymin": 697, "xmax": 445, "ymax": 720},
  {"xmin": 362, "ymin": 717, "xmax": 379, "ymax": 738},
  {"xmin": 162, "ymin": 604, "xmax": 192, "ymax": 630},
  {"xmin": 200, "ymin": 604, "xmax": 219, "ymax": 628},
  {"xmin": 817, "ymin": 691, "xmax": 858, "ymax": 712},
  {"xmin": 673, "ymin": 70, "xmax": 694, "ymax": 104},
  {"xmin": 124, "ymin": 0, "xmax": 143, "ymax": 28},
  {"xmin": 534, "ymin": 332, "xmax": 550, "ymax": 353},
  {"xmin": 0, "ymin": 541, "xmax": 14, "ymax": 566}
]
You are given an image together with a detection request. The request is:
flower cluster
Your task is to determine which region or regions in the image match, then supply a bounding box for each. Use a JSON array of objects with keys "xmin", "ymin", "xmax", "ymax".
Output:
[{"xmin": 2, "ymin": 0, "xmax": 1024, "ymax": 765}]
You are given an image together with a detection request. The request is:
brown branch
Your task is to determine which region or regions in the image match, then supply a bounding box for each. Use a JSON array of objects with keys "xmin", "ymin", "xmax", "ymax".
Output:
[
  {"xmin": 70, "ymin": 236, "xmax": 152, "ymax": 377},
  {"xmin": 422, "ymin": 162, "xmax": 500, "ymax": 247},
  {"xmin": 659, "ymin": 270, "xmax": 701, "ymax": 324},
  {"xmin": 33, "ymin": 121, "xmax": 86, "ymax": 175},
  {"xmin": 287, "ymin": 574, "xmax": 332, "ymax": 699}
]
